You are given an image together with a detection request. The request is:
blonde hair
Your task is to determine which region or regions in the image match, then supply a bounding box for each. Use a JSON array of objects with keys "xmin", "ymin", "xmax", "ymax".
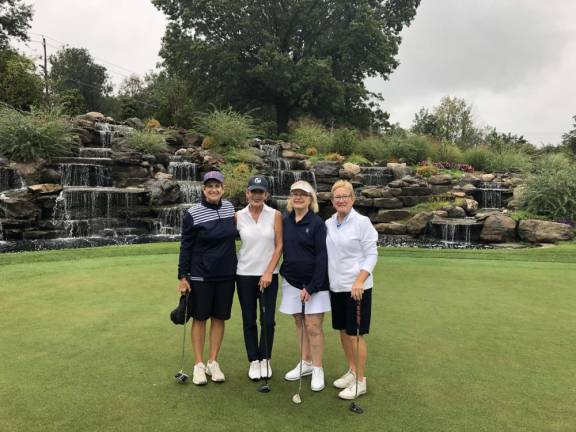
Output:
[
  {"xmin": 331, "ymin": 180, "xmax": 354, "ymax": 197},
  {"xmin": 286, "ymin": 180, "xmax": 319, "ymax": 213}
]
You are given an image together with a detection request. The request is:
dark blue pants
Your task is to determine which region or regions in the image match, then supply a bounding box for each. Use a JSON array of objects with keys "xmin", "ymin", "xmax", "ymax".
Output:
[{"xmin": 236, "ymin": 275, "xmax": 278, "ymax": 362}]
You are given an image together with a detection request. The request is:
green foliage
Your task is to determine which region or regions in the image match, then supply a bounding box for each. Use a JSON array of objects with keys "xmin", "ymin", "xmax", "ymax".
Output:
[
  {"xmin": 345, "ymin": 153, "xmax": 369, "ymax": 165},
  {"xmin": 49, "ymin": 47, "xmax": 112, "ymax": 113},
  {"xmin": 224, "ymin": 147, "xmax": 263, "ymax": 165},
  {"xmin": 0, "ymin": 105, "xmax": 73, "ymax": 162},
  {"xmin": 355, "ymin": 133, "xmax": 433, "ymax": 164},
  {"xmin": 290, "ymin": 120, "xmax": 332, "ymax": 153},
  {"xmin": 561, "ymin": 115, "xmax": 576, "ymax": 155},
  {"xmin": 196, "ymin": 108, "xmax": 256, "ymax": 149},
  {"xmin": 0, "ymin": 49, "xmax": 43, "ymax": 110},
  {"xmin": 220, "ymin": 162, "xmax": 253, "ymax": 200},
  {"xmin": 520, "ymin": 154, "xmax": 576, "ymax": 220},
  {"xmin": 431, "ymin": 140, "xmax": 464, "ymax": 163},
  {"xmin": 415, "ymin": 164, "xmax": 439, "ymax": 177},
  {"xmin": 331, "ymin": 128, "xmax": 357, "ymax": 156},
  {"xmin": 153, "ymin": 0, "xmax": 420, "ymax": 132},
  {"xmin": 124, "ymin": 130, "xmax": 167, "ymax": 154},
  {"xmin": 0, "ymin": 0, "xmax": 32, "ymax": 48},
  {"xmin": 508, "ymin": 210, "xmax": 550, "ymax": 222},
  {"xmin": 463, "ymin": 147, "xmax": 493, "ymax": 172},
  {"xmin": 409, "ymin": 200, "xmax": 452, "ymax": 215},
  {"xmin": 488, "ymin": 148, "xmax": 532, "ymax": 173}
]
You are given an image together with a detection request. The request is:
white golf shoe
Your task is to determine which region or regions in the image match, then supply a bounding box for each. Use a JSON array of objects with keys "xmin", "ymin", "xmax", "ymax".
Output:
[
  {"xmin": 260, "ymin": 359, "xmax": 272, "ymax": 379},
  {"xmin": 333, "ymin": 369, "xmax": 356, "ymax": 389},
  {"xmin": 248, "ymin": 360, "xmax": 261, "ymax": 380},
  {"xmin": 192, "ymin": 362, "xmax": 207, "ymax": 386},
  {"xmin": 284, "ymin": 360, "xmax": 313, "ymax": 381},
  {"xmin": 311, "ymin": 366, "xmax": 325, "ymax": 391},
  {"xmin": 206, "ymin": 360, "xmax": 225, "ymax": 382},
  {"xmin": 338, "ymin": 378, "xmax": 367, "ymax": 400}
]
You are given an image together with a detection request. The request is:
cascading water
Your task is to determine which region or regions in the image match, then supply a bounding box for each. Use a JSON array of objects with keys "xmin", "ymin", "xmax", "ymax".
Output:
[
  {"xmin": 0, "ymin": 167, "xmax": 25, "ymax": 192},
  {"xmin": 474, "ymin": 182, "xmax": 511, "ymax": 210},
  {"xmin": 428, "ymin": 218, "xmax": 483, "ymax": 247},
  {"xmin": 79, "ymin": 148, "xmax": 112, "ymax": 158},
  {"xmin": 60, "ymin": 164, "xmax": 112, "ymax": 187},
  {"xmin": 94, "ymin": 122, "xmax": 134, "ymax": 147},
  {"xmin": 360, "ymin": 167, "xmax": 394, "ymax": 186}
]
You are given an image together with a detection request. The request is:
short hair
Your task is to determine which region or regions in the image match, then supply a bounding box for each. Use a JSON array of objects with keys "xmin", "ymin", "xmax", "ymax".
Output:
[
  {"xmin": 331, "ymin": 180, "xmax": 354, "ymax": 197},
  {"xmin": 286, "ymin": 180, "xmax": 319, "ymax": 213}
]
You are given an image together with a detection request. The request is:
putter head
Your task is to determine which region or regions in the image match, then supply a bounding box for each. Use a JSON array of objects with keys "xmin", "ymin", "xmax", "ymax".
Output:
[
  {"xmin": 292, "ymin": 393, "xmax": 302, "ymax": 404},
  {"xmin": 174, "ymin": 370, "xmax": 189, "ymax": 384},
  {"xmin": 257, "ymin": 384, "xmax": 271, "ymax": 393},
  {"xmin": 349, "ymin": 402, "xmax": 363, "ymax": 414}
]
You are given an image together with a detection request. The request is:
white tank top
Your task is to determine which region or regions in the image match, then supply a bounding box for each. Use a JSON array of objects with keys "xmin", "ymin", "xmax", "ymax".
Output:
[{"xmin": 237, "ymin": 204, "xmax": 279, "ymax": 276}]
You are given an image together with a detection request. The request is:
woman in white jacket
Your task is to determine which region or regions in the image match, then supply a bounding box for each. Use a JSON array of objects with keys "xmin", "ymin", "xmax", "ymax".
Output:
[{"xmin": 325, "ymin": 180, "xmax": 378, "ymax": 400}]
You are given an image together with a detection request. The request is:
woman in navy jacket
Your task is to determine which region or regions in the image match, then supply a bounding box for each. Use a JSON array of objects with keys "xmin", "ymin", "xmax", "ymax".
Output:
[
  {"xmin": 177, "ymin": 171, "xmax": 237, "ymax": 386},
  {"xmin": 279, "ymin": 180, "xmax": 330, "ymax": 392}
]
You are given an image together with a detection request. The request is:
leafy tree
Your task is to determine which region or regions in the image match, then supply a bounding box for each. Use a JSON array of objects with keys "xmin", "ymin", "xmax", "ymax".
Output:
[
  {"xmin": 49, "ymin": 47, "xmax": 112, "ymax": 114},
  {"xmin": 0, "ymin": 0, "xmax": 32, "ymax": 48},
  {"xmin": 0, "ymin": 49, "xmax": 43, "ymax": 109},
  {"xmin": 561, "ymin": 115, "xmax": 576, "ymax": 155},
  {"xmin": 152, "ymin": 0, "xmax": 421, "ymax": 133}
]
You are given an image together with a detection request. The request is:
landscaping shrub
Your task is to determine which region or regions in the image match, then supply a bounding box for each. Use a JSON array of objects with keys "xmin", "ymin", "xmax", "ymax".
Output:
[
  {"xmin": 0, "ymin": 106, "xmax": 73, "ymax": 162},
  {"xmin": 463, "ymin": 147, "xmax": 493, "ymax": 172},
  {"xmin": 220, "ymin": 162, "xmax": 254, "ymax": 200},
  {"xmin": 196, "ymin": 108, "xmax": 256, "ymax": 149},
  {"xmin": 332, "ymin": 128, "xmax": 357, "ymax": 156},
  {"xmin": 431, "ymin": 140, "xmax": 464, "ymax": 163},
  {"xmin": 290, "ymin": 120, "xmax": 332, "ymax": 153},
  {"xmin": 488, "ymin": 148, "xmax": 532, "ymax": 173},
  {"xmin": 415, "ymin": 163, "xmax": 439, "ymax": 177},
  {"xmin": 346, "ymin": 153, "xmax": 369, "ymax": 165},
  {"xmin": 520, "ymin": 154, "xmax": 576, "ymax": 220},
  {"xmin": 355, "ymin": 135, "xmax": 387, "ymax": 161},
  {"xmin": 125, "ymin": 130, "xmax": 168, "ymax": 154}
]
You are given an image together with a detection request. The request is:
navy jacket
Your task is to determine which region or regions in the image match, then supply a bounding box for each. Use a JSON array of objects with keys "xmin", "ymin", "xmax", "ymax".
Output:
[
  {"xmin": 280, "ymin": 210, "xmax": 329, "ymax": 294},
  {"xmin": 178, "ymin": 199, "xmax": 237, "ymax": 282}
]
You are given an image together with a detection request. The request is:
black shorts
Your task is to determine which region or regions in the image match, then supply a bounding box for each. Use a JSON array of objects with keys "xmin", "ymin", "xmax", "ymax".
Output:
[
  {"xmin": 330, "ymin": 289, "xmax": 372, "ymax": 336},
  {"xmin": 190, "ymin": 279, "xmax": 236, "ymax": 321}
]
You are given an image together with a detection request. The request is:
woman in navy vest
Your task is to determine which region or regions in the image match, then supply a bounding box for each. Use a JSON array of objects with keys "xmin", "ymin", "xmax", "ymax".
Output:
[
  {"xmin": 177, "ymin": 171, "xmax": 237, "ymax": 386},
  {"xmin": 279, "ymin": 180, "xmax": 330, "ymax": 392}
]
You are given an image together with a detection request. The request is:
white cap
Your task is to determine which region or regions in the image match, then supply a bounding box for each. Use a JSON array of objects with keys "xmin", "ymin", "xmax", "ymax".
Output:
[{"xmin": 290, "ymin": 180, "xmax": 315, "ymax": 195}]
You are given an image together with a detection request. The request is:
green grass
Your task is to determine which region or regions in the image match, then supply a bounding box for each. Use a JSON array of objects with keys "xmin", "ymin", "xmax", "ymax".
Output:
[{"xmin": 1, "ymin": 243, "xmax": 576, "ymax": 431}]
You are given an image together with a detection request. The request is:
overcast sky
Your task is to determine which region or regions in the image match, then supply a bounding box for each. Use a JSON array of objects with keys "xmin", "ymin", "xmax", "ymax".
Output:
[{"xmin": 16, "ymin": 0, "xmax": 576, "ymax": 145}]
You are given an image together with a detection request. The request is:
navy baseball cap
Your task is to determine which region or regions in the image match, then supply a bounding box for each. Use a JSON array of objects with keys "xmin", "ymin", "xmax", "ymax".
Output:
[
  {"xmin": 203, "ymin": 171, "xmax": 224, "ymax": 184},
  {"xmin": 247, "ymin": 175, "xmax": 269, "ymax": 192}
]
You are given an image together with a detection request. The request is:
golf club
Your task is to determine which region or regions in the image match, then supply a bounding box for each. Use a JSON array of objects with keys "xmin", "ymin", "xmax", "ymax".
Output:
[
  {"xmin": 174, "ymin": 291, "xmax": 190, "ymax": 384},
  {"xmin": 349, "ymin": 298, "xmax": 363, "ymax": 414},
  {"xmin": 292, "ymin": 300, "xmax": 305, "ymax": 404},
  {"xmin": 257, "ymin": 288, "xmax": 271, "ymax": 393}
]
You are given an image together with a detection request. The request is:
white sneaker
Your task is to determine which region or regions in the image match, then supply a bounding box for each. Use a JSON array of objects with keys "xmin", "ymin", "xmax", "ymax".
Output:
[
  {"xmin": 338, "ymin": 378, "xmax": 367, "ymax": 400},
  {"xmin": 311, "ymin": 367, "xmax": 325, "ymax": 391},
  {"xmin": 333, "ymin": 369, "xmax": 356, "ymax": 389},
  {"xmin": 206, "ymin": 360, "xmax": 225, "ymax": 383},
  {"xmin": 192, "ymin": 362, "xmax": 207, "ymax": 385},
  {"xmin": 260, "ymin": 359, "xmax": 272, "ymax": 379},
  {"xmin": 248, "ymin": 360, "xmax": 261, "ymax": 380},
  {"xmin": 284, "ymin": 360, "xmax": 313, "ymax": 381}
]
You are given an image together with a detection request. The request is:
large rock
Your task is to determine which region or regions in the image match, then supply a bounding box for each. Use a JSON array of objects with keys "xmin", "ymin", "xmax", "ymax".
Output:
[
  {"xmin": 406, "ymin": 212, "xmax": 434, "ymax": 235},
  {"xmin": 447, "ymin": 206, "xmax": 466, "ymax": 218},
  {"xmin": 27, "ymin": 184, "xmax": 63, "ymax": 194},
  {"xmin": 480, "ymin": 214, "xmax": 517, "ymax": 243},
  {"xmin": 125, "ymin": 117, "xmax": 145, "ymax": 130},
  {"xmin": 373, "ymin": 209, "xmax": 411, "ymax": 223},
  {"xmin": 398, "ymin": 195, "xmax": 430, "ymax": 207},
  {"xmin": 400, "ymin": 186, "xmax": 432, "ymax": 196},
  {"xmin": 481, "ymin": 174, "xmax": 496, "ymax": 182},
  {"xmin": 428, "ymin": 174, "xmax": 452, "ymax": 185},
  {"xmin": 0, "ymin": 193, "xmax": 41, "ymax": 219},
  {"xmin": 149, "ymin": 179, "xmax": 182, "ymax": 205},
  {"xmin": 374, "ymin": 222, "xmax": 407, "ymax": 235},
  {"xmin": 314, "ymin": 161, "xmax": 341, "ymax": 177},
  {"xmin": 362, "ymin": 187, "xmax": 393, "ymax": 198},
  {"xmin": 373, "ymin": 197, "xmax": 403, "ymax": 209},
  {"xmin": 462, "ymin": 199, "xmax": 479, "ymax": 216},
  {"xmin": 342, "ymin": 162, "xmax": 361, "ymax": 176},
  {"xmin": 518, "ymin": 220, "xmax": 575, "ymax": 243},
  {"xmin": 282, "ymin": 150, "xmax": 307, "ymax": 160}
]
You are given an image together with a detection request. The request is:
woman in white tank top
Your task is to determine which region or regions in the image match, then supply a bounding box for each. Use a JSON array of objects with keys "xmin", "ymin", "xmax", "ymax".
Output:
[{"xmin": 236, "ymin": 175, "xmax": 283, "ymax": 381}]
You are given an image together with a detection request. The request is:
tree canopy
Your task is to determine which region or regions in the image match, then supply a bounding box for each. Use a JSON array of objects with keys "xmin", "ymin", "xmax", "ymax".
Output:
[
  {"xmin": 561, "ymin": 115, "xmax": 576, "ymax": 156},
  {"xmin": 153, "ymin": 0, "xmax": 420, "ymax": 133},
  {"xmin": 49, "ymin": 47, "xmax": 112, "ymax": 114},
  {"xmin": 0, "ymin": 0, "xmax": 32, "ymax": 48},
  {"xmin": 0, "ymin": 48, "xmax": 43, "ymax": 109}
]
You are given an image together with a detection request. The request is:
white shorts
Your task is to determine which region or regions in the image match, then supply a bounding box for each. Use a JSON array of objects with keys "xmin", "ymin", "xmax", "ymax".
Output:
[{"xmin": 279, "ymin": 278, "xmax": 331, "ymax": 315}]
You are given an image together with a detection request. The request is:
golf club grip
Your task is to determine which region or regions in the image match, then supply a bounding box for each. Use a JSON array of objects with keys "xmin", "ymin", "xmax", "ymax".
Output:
[{"xmin": 356, "ymin": 299, "xmax": 361, "ymax": 327}]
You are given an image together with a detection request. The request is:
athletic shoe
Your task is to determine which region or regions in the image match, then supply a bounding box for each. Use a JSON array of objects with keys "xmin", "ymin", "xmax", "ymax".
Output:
[
  {"xmin": 260, "ymin": 359, "xmax": 272, "ymax": 379},
  {"xmin": 338, "ymin": 378, "xmax": 367, "ymax": 400},
  {"xmin": 192, "ymin": 362, "xmax": 207, "ymax": 385},
  {"xmin": 248, "ymin": 360, "xmax": 261, "ymax": 381},
  {"xmin": 206, "ymin": 360, "xmax": 226, "ymax": 383},
  {"xmin": 333, "ymin": 369, "xmax": 356, "ymax": 389},
  {"xmin": 311, "ymin": 366, "xmax": 325, "ymax": 391},
  {"xmin": 284, "ymin": 360, "xmax": 313, "ymax": 381}
]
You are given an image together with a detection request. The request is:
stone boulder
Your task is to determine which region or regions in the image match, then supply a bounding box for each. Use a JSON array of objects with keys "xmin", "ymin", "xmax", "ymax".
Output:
[
  {"xmin": 342, "ymin": 162, "xmax": 361, "ymax": 176},
  {"xmin": 518, "ymin": 220, "xmax": 575, "ymax": 243},
  {"xmin": 480, "ymin": 214, "xmax": 517, "ymax": 243},
  {"xmin": 125, "ymin": 117, "xmax": 145, "ymax": 130},
  {"xmin": 27, "ymin": 184, "xmax": 63, "ymax": 195},
  {"xmin": 0, "ymin": 192, "xmax": 41, "ymax": 219},
  {"xmin": 373, "ymin": 209, "xmax": 411, "ymax": 223},
  {"xmin": 387, "ymin": 163, "xmax": 409, "ymax": 179},
  {"xmin": 282, "ymin": 150, "xmax": 307, "ymax": 160},
  {"xmin": 374, "ymin": 222, "xmax": 407, "ymax": 235},
  {"xmin": 314, "ymin": 161, "xmax": 341, "ymax": 177},
  {"xmin": 361, "ymin": 187, "xmax": 393, "ymax": 198},
  {"xmin": 481, "ymin": 174, "xmax": 496, "ymax": 182},
  {"xmin": 406, "ymin": 211, "xmax": 433, "ymax": 235},
  {"xmin": 462, "ymin": 199, "xmax": 479, "ymax": 216},
  {"xmin": 447, "ymin": 206, "xmax": 466, "ymax": 218},
  {"xmin": 373, "ymin": 197, "xmax": 403, "ymax": 209},
  {"xmin": 149, "ymin": 178, "xmax": 182, "ymax": 205},
  {"xmin": 428, "ymin": 174, "xmax": 452, "ymax": 185}
]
